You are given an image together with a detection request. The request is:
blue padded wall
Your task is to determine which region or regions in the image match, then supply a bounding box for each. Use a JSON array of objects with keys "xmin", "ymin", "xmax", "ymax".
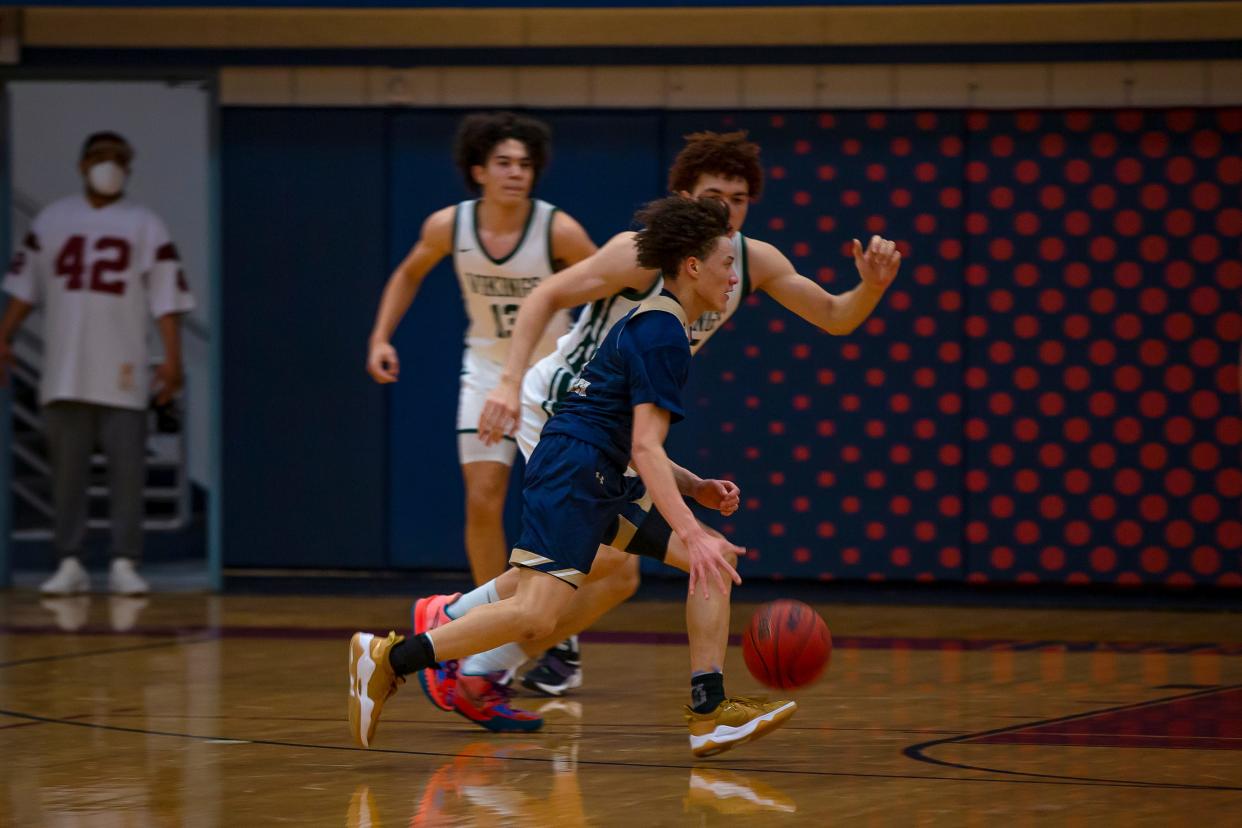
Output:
[{"xmin": 221, "ymin": 108, "xmax": 389, "ymax": 567}]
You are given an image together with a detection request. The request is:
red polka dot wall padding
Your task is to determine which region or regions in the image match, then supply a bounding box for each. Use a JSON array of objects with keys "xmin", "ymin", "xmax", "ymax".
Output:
[
  {"xmin": 663, "ymin": 109, "xmax": 1240, "ymax": 587},
  {"xmin": 961, "ymin": 109, "xmax": 1240, "ymax": 587}
]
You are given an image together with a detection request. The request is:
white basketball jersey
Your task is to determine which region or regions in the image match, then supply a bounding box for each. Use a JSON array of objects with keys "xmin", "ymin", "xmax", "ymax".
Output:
[
  {"xmin": 554, "ymin": 231, "xmax": 751, "ymax": 376},
  {"xmin": 2, "ymin": 195, "xmax": 196, "ymax": 410},
  {"xmin": 453, "ymin": 198, "xmax": 570, "ymax": 366}
]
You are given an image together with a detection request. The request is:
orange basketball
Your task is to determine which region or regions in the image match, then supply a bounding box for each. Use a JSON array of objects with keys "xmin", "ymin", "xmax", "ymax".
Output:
[{"xmin": 742, "ymin": 599, "xmax": 832, "ymax": 689}]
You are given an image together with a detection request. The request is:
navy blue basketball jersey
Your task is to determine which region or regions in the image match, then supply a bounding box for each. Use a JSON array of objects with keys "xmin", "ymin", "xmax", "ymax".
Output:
[{"xmin": 541, "ymin": 291, "xmax": 691, "ymax": 468}]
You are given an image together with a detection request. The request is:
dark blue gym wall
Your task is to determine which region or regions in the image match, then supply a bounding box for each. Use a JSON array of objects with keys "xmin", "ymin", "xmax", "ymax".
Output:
[
  {"xmin": 221, "ymin": 108, "xmax": 389, "ymax": 568},
  {"xmin": 220, "ymin": 106, "xmax": 1241, "ymax": 586}
]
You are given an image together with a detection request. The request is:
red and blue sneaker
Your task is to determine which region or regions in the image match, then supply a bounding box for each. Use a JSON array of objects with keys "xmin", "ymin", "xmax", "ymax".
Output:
[
  {"xmin": 417, "ymin": 660, "xmax": 459, "ymax": 712},
  {"xmin": 453, "ymin": 671, "xmax": 544, "ymax": 733},
  {"xmin": 412, "ymin": 593, "xmax": 460, "ymax": 712}
]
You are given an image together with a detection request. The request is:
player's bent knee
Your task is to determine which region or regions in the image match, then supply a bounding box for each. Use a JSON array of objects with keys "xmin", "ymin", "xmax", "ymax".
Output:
[
  {"xmin": 511, "ymin": 610, "xmax": 558, "ymax": 643},
  {"xmin": 610, "ymin": 553, "xmax": 641, "ymax": 601}
]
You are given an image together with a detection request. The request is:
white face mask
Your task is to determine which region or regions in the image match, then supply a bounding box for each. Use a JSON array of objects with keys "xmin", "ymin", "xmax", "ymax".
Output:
[{"xmin": 87, "ymin": 161, "xmax": 127, "ymax": 197}]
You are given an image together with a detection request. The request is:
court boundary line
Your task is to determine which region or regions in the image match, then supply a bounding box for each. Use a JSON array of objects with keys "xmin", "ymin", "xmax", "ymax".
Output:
[
  {"xmin": 902, "ymin": 682, "xmax": 1242, "ymax": 790},
  {"xmin": 2, "ymin": 624, "xmax": 1241, "ymax": 656},
  {"xmin": 3, "ymin": 627, "xmax": 1240, "ymax": 792},
  {"xmin": 3, "ymin": 706, "xmax": 1240, "ymax": 792},
  {"xmin": 0, "ymin": 635, "xmax": 215, "ymax": 668}
]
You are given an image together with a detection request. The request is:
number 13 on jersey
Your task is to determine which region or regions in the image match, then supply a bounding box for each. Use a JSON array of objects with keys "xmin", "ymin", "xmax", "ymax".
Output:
[{"xmin": 490, "ymin": 303, "xmax": 519, "ymax": 339}]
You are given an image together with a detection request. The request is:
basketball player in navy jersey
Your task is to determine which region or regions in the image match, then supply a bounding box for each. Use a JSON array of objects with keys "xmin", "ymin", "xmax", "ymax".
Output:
[{"xmin": 349, "ymin": 196, "xmax": 797, "ymax": 757}]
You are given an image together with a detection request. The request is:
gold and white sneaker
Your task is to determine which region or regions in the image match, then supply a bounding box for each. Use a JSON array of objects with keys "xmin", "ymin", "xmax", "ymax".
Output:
[
  {"xmin": 684, "ymin": 696, "xmax": 797, "ymax": 758},
  {"xmin": 348, "ymin": 631, "xmax": 405, "ymax": 748}
]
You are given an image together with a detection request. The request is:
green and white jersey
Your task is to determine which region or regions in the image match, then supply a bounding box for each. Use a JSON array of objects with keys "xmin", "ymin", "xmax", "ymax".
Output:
[
  {"xmin": 453, "ymin": 198, "xmax": 570, "ymax": 366},
  {"xmin": 555, "ymin": 231, "xmax": 751, "ymax": 375},
  {"xmin": 515, "ymin": 232, "xmax": 751, "ymax": 459}
]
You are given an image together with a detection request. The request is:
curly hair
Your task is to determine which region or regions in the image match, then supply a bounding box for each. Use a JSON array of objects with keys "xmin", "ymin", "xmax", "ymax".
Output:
[
  {"xmin": 633, "ymin": 196, "xmax": 731, "ymax": 276},
  {"xmin": 454, "ymin": 111, "xmax": 552, "ymax": 194},
  {"xmin": 666, "ymin": 130, "xmax": 763, "ymax": 201}
]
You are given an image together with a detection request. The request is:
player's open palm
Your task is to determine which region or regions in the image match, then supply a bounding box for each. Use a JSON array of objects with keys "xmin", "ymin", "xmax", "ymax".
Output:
[
  {"xmin": 686, "ymin": 531, "xmax": 743, "ymax": 600},
  {"xmin": 694, "ymin": 478, "xmax": 741, "ymax": 517},
  {"xmin": 478, "ymin": 381, "xmax": 521, "ymax": 446},
  {"xmin": 367, "ymin": 341, "xmax": 400, "ymax": 384},
  {"xmin": 852, "ymin": 235, "xmax": 901, "ymax": 289}
]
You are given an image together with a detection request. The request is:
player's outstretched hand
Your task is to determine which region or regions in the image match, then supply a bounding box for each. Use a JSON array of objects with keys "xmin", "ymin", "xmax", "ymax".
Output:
[
  {"xmin": 478, "ymin": 380, "xmax": 521, "ymax": 446},
  {"xmin": 693, "ymin": 478, "xmax": 741, "ymax": 517},
  {"xmin": 852, "ymin": 235, "xmax": 901, "ymax": 289},
  {"xmin": 686, "ymin": 531, "xmax": 743, "ymax": 600},
  {"xmin": 367, "ymin": 341, "xmax": 399, "ymax": 384}
]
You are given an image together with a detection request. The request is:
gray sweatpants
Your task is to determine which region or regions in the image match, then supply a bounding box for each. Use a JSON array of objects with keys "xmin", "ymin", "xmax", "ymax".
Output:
[{"xmin": 42, "ymin": 401, "xmax": 147, "ymax": 562}]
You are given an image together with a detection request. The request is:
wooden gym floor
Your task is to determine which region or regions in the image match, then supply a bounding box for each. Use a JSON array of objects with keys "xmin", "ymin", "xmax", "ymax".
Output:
[{"xmin": 1, "ymin": 590, "xmax": 1239, "ymax": 825}]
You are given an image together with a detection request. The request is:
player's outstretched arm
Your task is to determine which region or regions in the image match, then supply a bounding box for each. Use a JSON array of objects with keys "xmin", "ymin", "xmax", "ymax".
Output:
[
  {"xmin": 631, "ymin": 403, "xmax": 742, "ymax": 598},
  {"xmin": 477, "ymin": 232, "xmax": 656, "ymax": 444},
  {"xmin": 366, "ymin": 207, "xmax": 453, "ymax": 384},
  {"xmin": 750, "ymin": 234, "xmax": 902, "ymax": 336}
]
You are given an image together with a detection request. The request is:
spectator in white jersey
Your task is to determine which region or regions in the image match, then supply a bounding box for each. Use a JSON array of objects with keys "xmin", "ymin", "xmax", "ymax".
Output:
[
  {"xmin": 0, "ymin": 132, "xmax": 195, "ymax": 595},
  {"xmin": 366, "ymin": 112, "xmax": 596, "ymax": 587}
]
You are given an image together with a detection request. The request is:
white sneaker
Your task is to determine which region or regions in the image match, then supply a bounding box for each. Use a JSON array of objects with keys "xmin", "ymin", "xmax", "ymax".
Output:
[
  {"xmin": 40, "ymin": 557, "xmax": 90, "ymax": 595},
  {"xmin": 108, "ymin": 558, "xmax": 149, "ymax": 595}
]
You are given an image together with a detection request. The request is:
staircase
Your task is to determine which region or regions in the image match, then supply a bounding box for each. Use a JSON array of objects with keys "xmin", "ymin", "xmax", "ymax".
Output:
[{"xmin": 7, "ymin": 323, "xmax": 192, "ymax": 539}]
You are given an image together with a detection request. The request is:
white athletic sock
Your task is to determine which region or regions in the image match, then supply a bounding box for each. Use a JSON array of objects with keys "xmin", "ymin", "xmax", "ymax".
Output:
[
  {"xmin": 462, "ymin": 642, "xmax": 528, "ymax": 676},
  {"xmin": 446, "ymin": 579, "xmax": 500, "ymax": 619}
]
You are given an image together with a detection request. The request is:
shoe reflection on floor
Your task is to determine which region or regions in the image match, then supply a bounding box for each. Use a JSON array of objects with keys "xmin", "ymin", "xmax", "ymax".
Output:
[
  {"xmin": 684, "ymin": 767, "xmax": 798, "ymax": 815},
  {"xmin": 347, "ymin": 737, "xmax": 586, "ymax": 828},
  {"xmin": 40, "ymin": 596, "xmax": 90, "ymax": 632}
]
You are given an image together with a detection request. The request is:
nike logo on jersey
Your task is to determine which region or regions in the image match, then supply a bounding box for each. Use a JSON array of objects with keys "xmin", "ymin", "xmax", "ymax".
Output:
[
  {"xmin": 458, "ymin": 248, "xmax": 473, "ymax": 252},
  {"xmin": 569, "ymin": 377, "xmax": 590, "ymax": 397}
]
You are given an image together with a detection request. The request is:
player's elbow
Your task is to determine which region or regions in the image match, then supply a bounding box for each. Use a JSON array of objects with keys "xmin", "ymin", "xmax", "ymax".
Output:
[
  {"xmin": 822, "ymin": 315, "xmax": 860, "ymax": 336},
  {"xmin": 629, "ymin": 443, "xmax": 660, "ymax": 475},
  {"xmin": 631, "ymin": 436, "xmax": 662, "ymax": 460}
]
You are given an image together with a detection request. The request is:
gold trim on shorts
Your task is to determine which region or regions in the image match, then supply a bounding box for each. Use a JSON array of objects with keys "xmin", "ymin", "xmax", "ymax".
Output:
[
  {"xmin": 611, "ymin": 516, "xmax": 639, "ymax": 550},
  {"xmin": 509, "ymin": 547, "xmax": 586, "ymax": 588}
]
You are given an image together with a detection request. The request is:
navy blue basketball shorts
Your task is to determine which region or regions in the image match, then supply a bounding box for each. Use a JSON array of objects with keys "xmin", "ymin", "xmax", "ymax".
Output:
[{"xmin": 510, "ymin": 434, "xmax": 650, "ymax": 588}]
